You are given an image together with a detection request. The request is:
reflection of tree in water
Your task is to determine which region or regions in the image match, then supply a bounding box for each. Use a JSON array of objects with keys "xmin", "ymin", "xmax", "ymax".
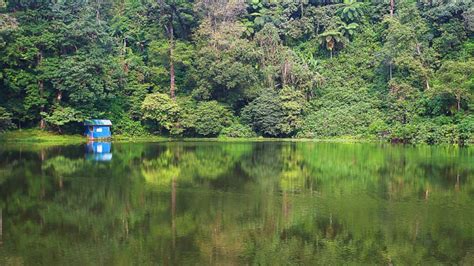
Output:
[
  {"xmin": 142, "ymin": 149, "xmax": 181, "ymax": 187},
  {"xmin": 0, "ymin": 143, "xmax": 472, "ymax": 264},
  {"xmin": 139, "ymin": 143, "xmax": 255, "ymax": 263},
  {"xmin": 141, "ymin": 143, "xmax": 254, "ymax": 186},
  {"xmin": 42, "ymin": 156, "xmax": 85, "ymax": 189},
  {"xmin": 0, "ymin": 145, "xmax": 153, "ymax": 264}
]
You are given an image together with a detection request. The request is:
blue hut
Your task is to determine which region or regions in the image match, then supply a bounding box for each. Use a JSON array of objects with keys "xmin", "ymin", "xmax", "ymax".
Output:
[{"xmin": 84, "ymin": 119, "xmax": 112, "ymax": 139}]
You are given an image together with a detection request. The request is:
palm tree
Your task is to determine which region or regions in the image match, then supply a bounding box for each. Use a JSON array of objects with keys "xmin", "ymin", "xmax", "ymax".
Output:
[
  {"xmin": 338, "ymin": 2, "xmax": 364, "ymax": 23},
  {"xmin": 317, "ymin": 30, "xmax": 347, "ymax": 59},
  {"xmin": 338, "ymin": 22, "xmax": 359, "ymax": 39}
]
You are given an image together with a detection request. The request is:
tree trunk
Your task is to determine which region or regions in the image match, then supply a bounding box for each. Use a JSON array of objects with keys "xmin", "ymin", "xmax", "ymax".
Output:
[
  {"xmin": 95, "ymin": 0, "xmax": 101, "ymax": 24},
  {"xmin": 415, "ymin": 42, "xmax": 431, "ymax": 90},
  {"xmin": 38, "ymin": 51, "xmax": 46, "ymax": 129},
  {"xmin": 389, "ymin": 62, "xmax": 393, "ymax": 80},
  {"xmin": 456, "ymin": 93, "xmax": 461, "ymax": 112},
  {"xmin": 169, "ymin": 20, "xmax": 176, "ymax": 100},
  {"xmin": 122, "ymin": 38, "xmax": 129, "ymax": 74},
  {"xmin": 282, "ymin": 59, "xmax": 289, "ymax": 87},
  {"xmin": 390, "ymin": 0, "xmax": 395, "ymax": 17},
  {"xmin": 300, "ymin": 2, "xmax": 304, "ymax": 18}
]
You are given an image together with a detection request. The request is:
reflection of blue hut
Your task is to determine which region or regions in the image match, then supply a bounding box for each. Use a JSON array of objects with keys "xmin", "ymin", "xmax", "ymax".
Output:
[
  {"xmin": 86, "ymin": 142, "xmax": 112, "ymax": 161},
  {"xmin": 84, "ymin": 119, "xmax": 112, "ymax": 139}
]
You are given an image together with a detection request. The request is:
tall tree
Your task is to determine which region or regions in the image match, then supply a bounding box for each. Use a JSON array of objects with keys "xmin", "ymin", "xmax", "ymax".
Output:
[
  {"xmin": 155, "ymin": 0, "xmax": 194, "ymax": 100},
  {"xmin": 432, "ymin": 60, "xmax": 474, "ymax": 112},
  {"xmin": 390, "ymin": 0, "xmax": 395, "ymax": 17}
]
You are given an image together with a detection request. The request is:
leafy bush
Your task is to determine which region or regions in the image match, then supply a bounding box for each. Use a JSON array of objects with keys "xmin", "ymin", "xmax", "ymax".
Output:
[
  {"xmin": 220, "ymin": 122, "xmax": 256, "ymax": 138},
  {"xmin": 191, "ymin": 101, "xmax": 233, "ymax": 137},
  {"xmin": 0, "ymin": 107, "xmax": 14, "ymax": 132},
  {"xmin": 176, "ymin": 96, "xmax": 198, "ymax": 134},
  {"xmin": 389, "ymin": 123, "xmax": 418, "ymax": 143},
  {"xmin": 411, "ymin": 121, "xmax": 454, "ymax": 144},
  {"xmin": 384, "ymin": 116, "xmax": 473, "ymax": 145},
  {"xmin": 242, "ymin": 89, "xmax": 284, "ymax": 137},
  {"xmin": 368, "ymin": 119, "xmax": 389, "ymax": 138},
  {"xmin": 299, "ymin": 89, "xmax": 381, "ymax": 138},
  {"xmin": 41, "ymin": 106, "xmax": 82, "ymax": 133},
  {"xmin": 141, "ymin": 93, "xmax": 180, "ymax": 133},
  {"xmin": 113, "ymin": 116, "xmax": 148, "ymax": 136},
  {"xmin": 458, "ymin": 115, "xmax": 474, "ymax": 145},
  {"xmin": 242, "ymin": 88, "xmax": 304, "ymax": 137}
]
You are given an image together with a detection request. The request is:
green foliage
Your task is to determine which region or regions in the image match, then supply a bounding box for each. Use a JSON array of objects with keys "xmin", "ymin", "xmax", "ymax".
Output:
[
  {"xmin": 242, "ymin": 89, "xmax": 286, "ymax": 137},
  {"xmin": 0, "ymin": 0, "xmax": 472, "ymax": 144},
  {"xmin": 141, "ymin": 92, "xmax": 180, "ymax": 133},
  {"xmin": 148, "ymin": 39, "xmax": 194, "ymax": 89},
  {"xmin": 338, "ymin": 2, "xmax": 365, "ymax": 23},
  {"xmin": 113, "ymin": 115, "xmax": 148, "ymax": 137},
  {"xmin": 242, "ymin": 87, "xmax": 304, "ymax": 137},
  {"xmin": 191, "ymin": 21, "xmax": 260, "ymax": 104},
  {"xmin": 317, "ymin": 30, "xmax": 347, "ymax": 58},
  {"xmin": 431, "ymin": 60, "xmax": 474, "ymax": 112},
  {"xmin": 189, "ymin": 101, "xmax": 233, "ymax": 137},
  {"xmin": 0, "ymin": 106, "xmax": 14, "ymax": 132},
  {"xmin": 41, "ymin": 106, "xmax": 82, "ymax": 132},
  {"xmin": 220, "ymin": 122, "xmax": 256, "ymax": 138},
  {"xmin": 338, "ymin": 22, "xmax": 359, "ymax": 39},
  {"xmin": 300, "ymin": 94, "xmax": 380, "ymax": 138},
  {"xmin": 458, "ymin": 115, "xmax": 474, "ymax": 144}
]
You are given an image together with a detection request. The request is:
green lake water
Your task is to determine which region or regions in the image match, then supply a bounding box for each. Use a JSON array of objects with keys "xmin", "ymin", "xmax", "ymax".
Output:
[{"xmin": 0, "ymin": 141, "xmax": 473, "ymax": 265}]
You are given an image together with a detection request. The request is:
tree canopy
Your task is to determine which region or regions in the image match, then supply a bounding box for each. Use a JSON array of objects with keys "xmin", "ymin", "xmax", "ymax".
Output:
[{"xmin": 0, "ymin": 0, "xmax": 473, "ymax": 144}]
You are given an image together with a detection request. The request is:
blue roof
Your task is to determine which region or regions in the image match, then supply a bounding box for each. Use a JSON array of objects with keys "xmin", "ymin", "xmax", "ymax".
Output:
[{"xmin": 84, "ymin": 119, "xmax": 112, "ymax": 126}]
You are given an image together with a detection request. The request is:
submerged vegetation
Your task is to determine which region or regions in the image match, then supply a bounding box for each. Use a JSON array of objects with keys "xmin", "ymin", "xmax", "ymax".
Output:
[{"xmin": 0, "ymin": 0, "xmax": 473, "ymax": 144}]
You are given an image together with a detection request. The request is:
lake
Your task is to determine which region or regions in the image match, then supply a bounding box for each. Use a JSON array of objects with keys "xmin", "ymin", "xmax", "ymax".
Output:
[{"xmin": 0, "ymin": 141, "xmax": 473, "ymax": 265}]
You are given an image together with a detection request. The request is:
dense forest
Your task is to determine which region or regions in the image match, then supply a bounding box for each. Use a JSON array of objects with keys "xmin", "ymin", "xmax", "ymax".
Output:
[{"xmin": 0, "ymin": 0, "xmax": 473, "ymax": 144}]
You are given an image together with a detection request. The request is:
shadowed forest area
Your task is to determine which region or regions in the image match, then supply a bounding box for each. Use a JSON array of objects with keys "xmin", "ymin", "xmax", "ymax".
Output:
[{"xmin": 0, "ymin": 0, "xmax": 473, "ymax": 144}]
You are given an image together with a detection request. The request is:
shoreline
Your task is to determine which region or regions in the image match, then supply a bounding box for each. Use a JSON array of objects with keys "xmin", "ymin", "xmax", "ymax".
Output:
[
  {"xmin": 0, "ymin": 129, "xmax": 373, "ymax": 143},
  {"xmin": 0, "ymin": 129, "xmax": 471, "ymax": 146}
]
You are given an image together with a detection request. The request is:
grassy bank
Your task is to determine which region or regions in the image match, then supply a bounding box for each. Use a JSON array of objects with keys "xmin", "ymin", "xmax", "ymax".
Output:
[
  {"xmin": 0, "ymin": 129, "xmax": 390, "ymax": 144},
  {"xmin": 1, "ymin": 129, "xmax": 469, "ymax": 146},
  {"xmin": 0, "ymin": 129, "xmax": 85, "ymax": 144},
  {"xmin": 0, "ymin": 129, "xmax": 375, "ymax": 143},
  {"xmin": 0, "ymin": 130, "xmax": 181, "ymax": 144}
]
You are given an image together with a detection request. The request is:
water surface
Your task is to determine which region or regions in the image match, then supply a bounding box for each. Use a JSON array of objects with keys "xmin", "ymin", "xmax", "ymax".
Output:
[{"xmin": 0, "ymin": 141, "xmax": 473, "ymax": 265}]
